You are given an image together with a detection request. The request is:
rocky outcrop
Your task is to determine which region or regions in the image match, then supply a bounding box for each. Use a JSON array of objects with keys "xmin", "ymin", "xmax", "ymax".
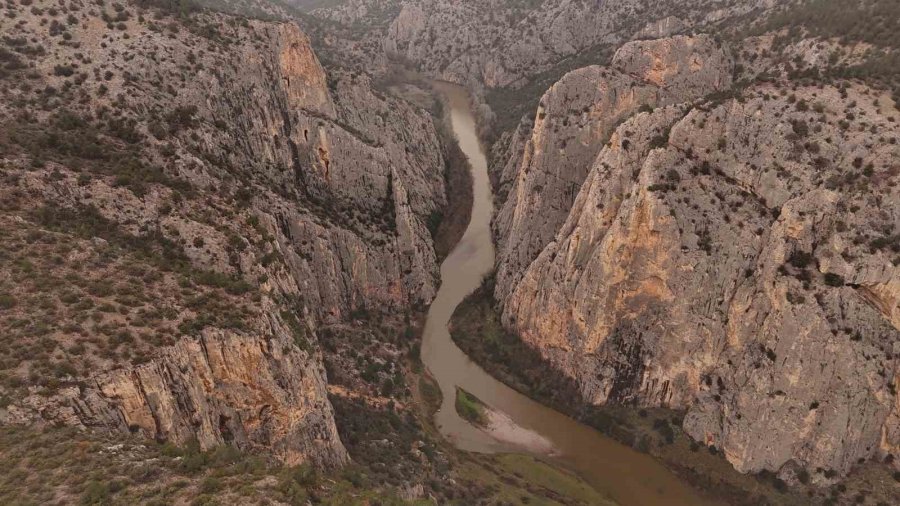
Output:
[
  {"xmin": 634, "ymin": 16, "xmax": 687, "ymax": 40},
  {"xmin": 277, "ymin": 23, "xmax": 336, "ymax": 117},
  {"xmin": 612, "ymin": 35, "xmax": 732, "ymax": 93},
  {"xmin": 493, "ymin": 35, "xmax": 732, "ymax": 306},
  {"xmin": 132, "ymin": 20, "xmax": 446, "ymax": 319},
  {"xmin": 11, "ymin": 314, "xmax": 348, "ymax": 468},
  {"xmin": 499, "ymin": 79, "xmax": 900, "ymax": 478}
]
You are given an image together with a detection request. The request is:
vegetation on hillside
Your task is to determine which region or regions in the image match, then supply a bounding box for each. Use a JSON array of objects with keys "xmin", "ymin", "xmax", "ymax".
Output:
[
  {"xmin": 0, "ymin": 425, "xmax": 415, "ymax": 505},
  {"xmin": 485, "ymin": 43, "xmax": 616, "ymax": 143},
  {"xmin": 748, "ymin": 0, "xmax": 900, "ymax": 104},
  {"xmin": 755, "ymin": 0, "xmax": 900, "ymax": 49}
]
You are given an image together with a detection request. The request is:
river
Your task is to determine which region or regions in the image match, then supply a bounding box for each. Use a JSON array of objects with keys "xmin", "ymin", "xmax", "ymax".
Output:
[{"xmin": 421, "ymin": 81, "xmax": 708, "ymax": 506}]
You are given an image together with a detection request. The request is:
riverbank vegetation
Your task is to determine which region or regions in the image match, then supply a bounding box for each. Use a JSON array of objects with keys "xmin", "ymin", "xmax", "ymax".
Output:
[
  {"xmin": 313, "ymin": 304, "xmax": 616, "ymax": 505},
  {"xmin": 455, "ymin": 453, "xmax": 616, "ymax": 506},
  {"xmin": 450, "ymin": 276, "xmax": 900, "ymax": 506},
  {"xmin": 448, "ymin": 277, "xmax": 586, "ymax": 414},
  {"xmin": 454, "ymin": 388, "xmax": 488, "ymax": 427},
  {"xmin": 417, "ymin": 373, "xmax": 443, "ymax": 418}
]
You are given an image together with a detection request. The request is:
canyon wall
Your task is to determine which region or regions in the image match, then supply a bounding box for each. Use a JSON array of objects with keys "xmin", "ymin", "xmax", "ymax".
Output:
[
  {"xmin": 493, "ymin": 34, "xmax": 900, "ymax": 478},
  {"xmin": 0, "ymin": 5, "xmax": 447, "ymax": 467},
  {"xmin": 493, "ymin": 35, "xmax": 733, "ymax": 305}
]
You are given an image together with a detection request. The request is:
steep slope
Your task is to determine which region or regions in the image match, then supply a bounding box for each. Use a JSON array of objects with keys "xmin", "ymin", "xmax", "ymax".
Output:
[
  {"xmin": 0, "ymin": 0, "xmax": 448, "ymax": 467},
  {"xmin": 493, "ymin": 35, "xmax": 733, "ymax": 305},
  {"xmin": 499, "ymin": 75, "xmax": 900, "ymax": 478}
]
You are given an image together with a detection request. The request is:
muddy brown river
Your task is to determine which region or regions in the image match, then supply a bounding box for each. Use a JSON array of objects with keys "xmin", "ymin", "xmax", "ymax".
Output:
[{"xmin": 421, "ymin": 81, "xmax": 708, "ymax": 506}]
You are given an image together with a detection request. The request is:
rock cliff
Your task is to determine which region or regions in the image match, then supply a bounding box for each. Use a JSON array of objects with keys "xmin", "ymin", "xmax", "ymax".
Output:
[
  {"xmin": 13, "ymin": 315, "xmax": 346, "ymax": 468},
  {"xmin": 496, "ymin": 67, "xmax": 900, "ymax": 477},
  {"xmin": 0, "ymin": 1, "xmax": 448, "ymax": 467},
  {"xmin": 493, "ymin": 35, "xmax": 733, "ymax": 306}
]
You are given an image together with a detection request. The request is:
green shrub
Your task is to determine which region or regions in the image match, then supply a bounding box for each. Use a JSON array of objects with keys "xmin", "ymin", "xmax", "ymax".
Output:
[
  {"xmin": 280, "ymin": 310, "xmax": 311, "ymax": 352},
  {"xmin": 788, "ymin": 250, "xmax": 814, "ymax": 269},
  {"xmin": 278, "ymin": 463, "xmax": 319, "ymax": 501},
  {"xmin": 199, "ymin": 477, "xmax": 222, "ymax": 494},
  {"xmin": 426, "ymin": 210, "xmax": 443, "ymax": 235},
  {"xmin": 824, "ymin": 273, "xmax": 845, "ymax": 287},
  {"xmin": 0, "ymin": 293, "xmax": 15, "ymax": 310},
  {"xmin": 80, "ymin": 480, "xmax": 110, "ymax": 505},
  {"xmin": 53, "ymin": 65, "xmax": 74, "ymax": 77},
  {"xmin": 193, "ymin": 270, "xmax": 251, "ymax": 295},
  {"xmin": 652, "ymin": 418, "xmax": 675, "ymax": 444},
  {"xmin": 455, "ymin": 388, "xmax": 487, "ymax": 426},
  {"xmin": 166, "ymin": 105, "xmax": 199, "ymax": 133}
]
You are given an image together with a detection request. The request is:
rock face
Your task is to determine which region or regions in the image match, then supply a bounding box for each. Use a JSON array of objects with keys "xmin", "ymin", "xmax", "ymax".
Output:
[
  {"xmin": 634, "ymin": 16, "xmax": 687, "ymax": 40},
  {"xmin": 0, "ymin": 5, "xmax": 448, "ymax": 467},
  {"xmin": 277, "ymin": 23, "xmax": 336, "ymax": 116},
  {"xmin": 189, "ymin": 23, "xmax": 446, "ymax": 319},
  {"xmin": 496, "ymin": 64, "xmax": 900, "ymax": 477},
  {"xmin": 494, "ymin": 35, "xmax": 732, "ymax": 306},
  {"xmin": 19, "ymin": 317, "xmax": 347, "ymax": 468}
]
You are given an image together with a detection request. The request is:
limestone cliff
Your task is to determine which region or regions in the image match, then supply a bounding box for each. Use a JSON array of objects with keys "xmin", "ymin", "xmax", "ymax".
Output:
[
  {"xmin": 12, "ymin": 314, "xmax": 347, "ymax": 468},
  {"xmin": 498, "ymin": 77, "xmax": 900, "ymax": 478},
  {"xmin": 493, "ymin": 35, "xmax": 733, "ymax": 306}
]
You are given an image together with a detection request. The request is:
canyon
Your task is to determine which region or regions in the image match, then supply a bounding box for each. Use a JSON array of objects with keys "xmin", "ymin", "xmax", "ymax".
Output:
[{"xmin": 1, "ymin": 0, "xmax": 900, "ymax": 504}]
